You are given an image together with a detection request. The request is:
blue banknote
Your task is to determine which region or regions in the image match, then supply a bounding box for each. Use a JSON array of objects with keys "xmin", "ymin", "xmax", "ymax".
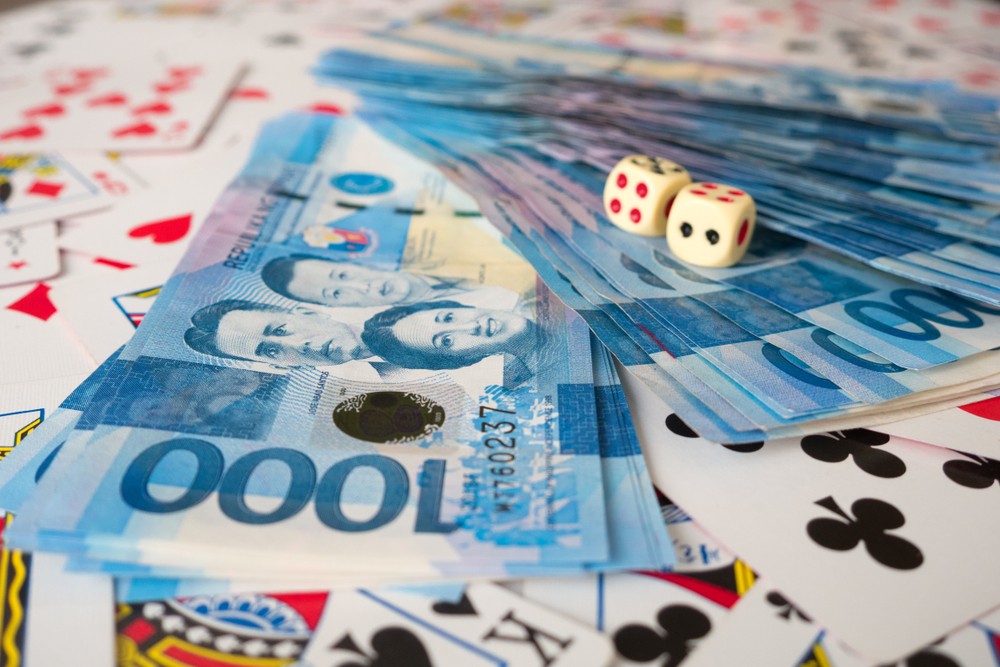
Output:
[
  {"xmin": 5, "ymin": 113, "xmax": 614, "ymax": 576},
  {"xmin": 313, "ymin": 45, "xmax": 1000, "ymax": 264},
  {"xmin": 757, "ymin": 210, "xmax": 1000, "ymax": 305},
  {"xmin": 315, "ymin": 54, "xmax": 1000, "ymax": 374},
  {"xmin": 81, "ymin": 333, "xmax": 675, "ymax": 594},
  {"xmin": 479, "ymin": 148, "xmax": 955, "ymax": 405}
]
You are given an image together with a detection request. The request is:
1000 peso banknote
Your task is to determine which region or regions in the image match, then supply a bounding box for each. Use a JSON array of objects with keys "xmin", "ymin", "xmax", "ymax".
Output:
[{"xmin": 4, "ymin": 113, "xmax": 612, "ymax": 577}]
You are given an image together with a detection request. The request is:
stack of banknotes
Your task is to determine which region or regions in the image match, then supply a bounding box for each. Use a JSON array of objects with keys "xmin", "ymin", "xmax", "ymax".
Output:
[
  {"xmin": 8, "ymin": 2, "xmax": 1000, "ymax": 667},
  {"xmin": 296, "ymin": 29, "xmax": 1000, "ymax": 444}
]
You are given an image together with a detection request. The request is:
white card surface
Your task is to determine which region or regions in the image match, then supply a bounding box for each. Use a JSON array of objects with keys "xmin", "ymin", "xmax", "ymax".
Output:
[
  {"xmin": 21, "ymin": 553, "xmax": 114, "ymax": 667},
  {"xmin": 49, "ymin": 262, "xmax": 171, "ymax": 364},
  {"xmin": 877, "ymin": 394, "xmax": 1000, "ymax": 459},
  {"xmin": 0, "ymin": 58, "xmax": 245, "ymax": 152},
  {"xmin": 619, "ymin": 360, "xmax": 1000, "ymax": 664},
  {"xmin": 0, "ymin": 280, "xmax": 95, "ymax": 386},
  {"xmin": 0, "ymin": 222, "xmax": 59, "ymax": 286}
]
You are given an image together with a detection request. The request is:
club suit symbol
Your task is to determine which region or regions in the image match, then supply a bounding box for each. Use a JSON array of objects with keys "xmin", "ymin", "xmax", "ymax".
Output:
[
  {"xmin": 765, "ymin": 592, "xmax": 811, "ymax": 622},
  {"xmin": 332, "ymin": 628, "xmax": 433, "ymax": 667},
  {"xmin": 800, "ymin": 429, "xmax": 905, "ymax": 479},
  {"xmin": 807, "ymin": 496, "xmax": 923, "ymax": 571},
  {"xmin": 722, "ymin": 441, "xmax": 763, "ymax": 453},
  {"xmin": 665, "ymin": 414, "xmax": 698, "ymax": 439},
  {"xmin": 942, "ymin": 451, "xmax": 1000, "ymax": 490},
  {"xmin": 613, "ymin": 604, "xmax": 711, "ymax": 666}
]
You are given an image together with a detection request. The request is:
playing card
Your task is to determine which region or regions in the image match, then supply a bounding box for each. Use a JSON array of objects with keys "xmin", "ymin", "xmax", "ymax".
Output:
[
  {"xmin": 56, "ymin": 138, "xmax": 248, "ymax": 265},
  {"xmin": 16, "ymin": 553, "xmax": 114, "ymax": 667},
  {"xmin": 0, "ymin": 281, "xmax": 95, "ymax": 385},
  {"xmin": 0, "ymin": 222, "xmax": 58, "ymax": 287},
  {"xmin": 660, "ymin": 492, "xmax": 741, "ymax": 574},
  {"xmin": 876, "ymin": 394, "xmax": 1000, "ymax": 459},
  {"xmin": 520, "ymin": 571, "xmax": 735, "ymax": 666},
  {"xmin": 0, "ymin": 246, "xmax": 136, "ymax": 426},
  {"xmin": 300, "ymin": 583, "xmax": 614, "ymax": 667},
  {"xmin": 0, "ymin": 373, "xmax": 88, "ymax": 467},
  {"xmin": 815, "ymin": 603, "xmax": 1000, "ymax": 667},
  {"xmin": 0, "ymin": 462, "xmax": 113, "ymax": 667},
  {"xmin": 619, "ymin": 360, "xmax": 1000, "ymax": 663},
  {"xmin": 0, "ymin": 57, "xmax": 245, "ymax": 152},
  {"xmin": 0, "ymin": 152, "xmax": 140, "ymax": 231},
  {"xmin": 0, "ymin": 1, "xmax": 96, "ymax": 71},
  {"xmin": 681, "ymin": 579, "xmax": 821, "ymax": 667},
  {"xmin": 49, "ymin": 262, "xmax": 171, "ymax": 363}
]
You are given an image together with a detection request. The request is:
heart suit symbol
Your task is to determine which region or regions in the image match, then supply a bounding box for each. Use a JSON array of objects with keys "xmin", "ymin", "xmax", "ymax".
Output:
[
  {"xmin": 960, "ymin": 395, "xmax": 1000, "ymax": 421},
  {"xmin": 23, "ymin": 102, "xmax": 64, "ymax": 117},
  {"xmin": 0, "ymin": 125, "xmax": 44, "ymax": 140},
  {"xmin": 128, "ymin": 214, "xmax": 192, "ymax": 244}
]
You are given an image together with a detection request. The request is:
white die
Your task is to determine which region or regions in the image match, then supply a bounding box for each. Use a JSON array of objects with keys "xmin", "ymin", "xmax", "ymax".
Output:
[
  {"xmin": 665, "ymin": 182, "xmax": 756, "ymax": 268},
  {"xmin": 603, "ymin": 155, "xmax": 691, "ymax": 236}
]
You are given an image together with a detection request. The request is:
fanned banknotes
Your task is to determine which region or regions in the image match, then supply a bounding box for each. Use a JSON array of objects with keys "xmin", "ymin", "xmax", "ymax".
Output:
[
  {"xmin": 308, "ymin": 38, "xmax": 1000, "ymax": 442},
  {"xmin": 4, "ymin": 113, "xmax": 622, "ymax": 578}
]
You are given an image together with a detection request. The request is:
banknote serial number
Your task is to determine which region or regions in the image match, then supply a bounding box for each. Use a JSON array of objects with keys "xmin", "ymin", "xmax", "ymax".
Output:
[{"xmin": 479, "ymin": 405, "xmax": 518, "ymax": 513}]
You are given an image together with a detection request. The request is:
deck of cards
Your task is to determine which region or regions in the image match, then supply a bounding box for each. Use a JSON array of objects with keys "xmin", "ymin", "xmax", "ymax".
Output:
[{"xmin": 4, "ymin": 1, "xmax": 1000, "ymax": 667}]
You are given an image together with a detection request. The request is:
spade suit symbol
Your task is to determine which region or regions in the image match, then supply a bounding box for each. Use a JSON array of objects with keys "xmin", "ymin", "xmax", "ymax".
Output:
[
  {"xmin": 800, "ymin": 429, "xmax": 905, "ymax": 478},
  {"xmin": 613, "ymin": 604, "xmax": 710, "ymax": 667},
  {"xmin": 807, "ymin": 496, "xmax": 923, "ymax": 571},
  {"xmin": 431, "ymin": 592, "xmax": 477, "ymax": 616},
  {"xmin": 332, "ymin": 628, "xmax": 433, "ymax": 667}
]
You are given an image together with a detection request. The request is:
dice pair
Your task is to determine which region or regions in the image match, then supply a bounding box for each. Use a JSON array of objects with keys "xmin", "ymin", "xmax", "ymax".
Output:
[{"xmin": 602, "ymin": 155, "xmax": 756, "ymax": 268}]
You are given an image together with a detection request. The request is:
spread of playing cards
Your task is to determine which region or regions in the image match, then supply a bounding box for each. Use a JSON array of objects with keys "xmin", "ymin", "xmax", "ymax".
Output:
[{"xmin": 5, "ymin": 0, "xmax": 1000, "ymax": 666}]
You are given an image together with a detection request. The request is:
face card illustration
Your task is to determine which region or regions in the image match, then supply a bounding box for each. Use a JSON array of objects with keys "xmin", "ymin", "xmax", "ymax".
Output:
[
  {"xmin": 659, "ymin": 490, "xmax": 741, "ymax": 574},
  {"xmin": 116, "ymin": 591, "xmax": 322, "ymax": 667},
  {"xmin": 621, "ymin": 366, "xmax": 1000, "ymax": 664},
  {"xmin": 0, "ymin": 59, "xmax": 245, "ymax": 152},
  {"xmin": 0, "ymin": 152, "xmax": 140, "ymax": 231},
  {"xmin": 112, "ymin": 284, "xmax": 161, "ymax": 328},
  {"xmin": 0, "ymin": 409, "xmax": 43, "ymax": 459}
]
